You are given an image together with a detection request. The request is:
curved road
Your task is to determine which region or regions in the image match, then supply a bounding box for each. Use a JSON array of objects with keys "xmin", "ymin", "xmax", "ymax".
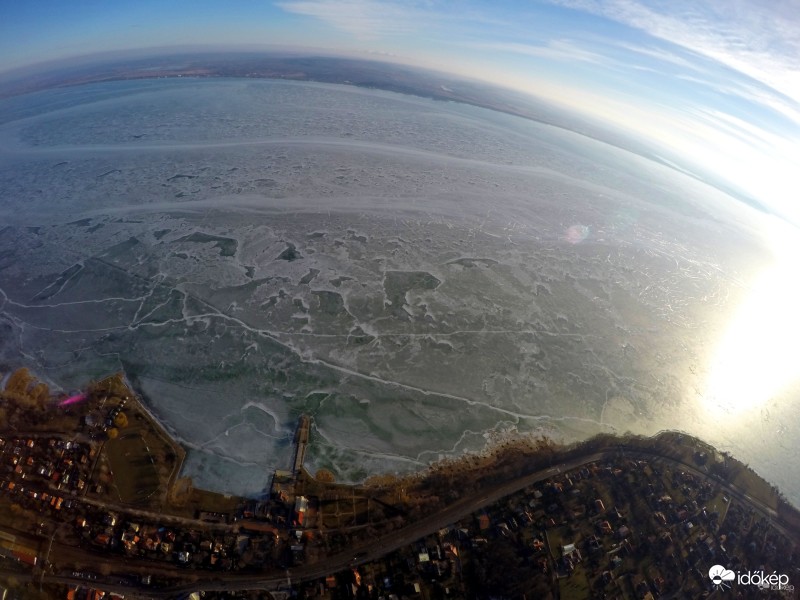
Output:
[{"xmin": 8, "ymin": 445, "xmax": 796, "ymax": 596}]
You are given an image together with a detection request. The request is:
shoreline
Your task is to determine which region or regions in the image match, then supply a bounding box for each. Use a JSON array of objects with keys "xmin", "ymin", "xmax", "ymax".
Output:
[{"xmin": 2, "ymin": 366, "xmax": 800, "ymax": 597}]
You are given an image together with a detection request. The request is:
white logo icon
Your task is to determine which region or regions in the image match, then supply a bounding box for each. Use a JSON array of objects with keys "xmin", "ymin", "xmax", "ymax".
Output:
[{"xmin": 709, "ymin": 565, "xmax": 735, "ymax": 590}]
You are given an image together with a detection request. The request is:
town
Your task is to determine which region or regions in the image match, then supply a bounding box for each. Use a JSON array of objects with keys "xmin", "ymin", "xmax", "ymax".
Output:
[{"xmin": 0, "ymin": 368, "xmax": 798, "ymax": 599}]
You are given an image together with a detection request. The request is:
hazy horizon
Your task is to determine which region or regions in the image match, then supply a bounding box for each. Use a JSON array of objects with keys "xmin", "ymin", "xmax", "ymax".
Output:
[{"xmin": 2, "ymin": 1, "xmax": 800, "ymax": 226}]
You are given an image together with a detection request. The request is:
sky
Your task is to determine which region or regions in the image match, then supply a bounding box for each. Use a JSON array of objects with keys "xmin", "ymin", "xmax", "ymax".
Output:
[{"xmin": 1, "ymin": 0, "xmax": 799, "ymax": 225}]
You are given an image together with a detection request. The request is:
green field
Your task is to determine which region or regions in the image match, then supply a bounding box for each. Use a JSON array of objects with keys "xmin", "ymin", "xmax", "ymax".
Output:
[{"xmin": 105, "ymin": 433, "xmax": 161, "ymax": 504}]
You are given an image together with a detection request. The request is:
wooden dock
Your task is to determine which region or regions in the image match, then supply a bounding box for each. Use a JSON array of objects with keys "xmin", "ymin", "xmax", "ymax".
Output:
[{"xmin": 292, "ymin": 414, "xmax": 310, "ymax": 477}]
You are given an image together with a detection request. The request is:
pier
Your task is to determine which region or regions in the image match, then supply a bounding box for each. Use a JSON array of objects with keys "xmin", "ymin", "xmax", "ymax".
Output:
[
  {"xmin": 292, "ymin": 414, "xmax": 310, "ymax": 477},
  {"xmin": 268, "ymin": 414, "xmax": 310, "ymax": 501}
]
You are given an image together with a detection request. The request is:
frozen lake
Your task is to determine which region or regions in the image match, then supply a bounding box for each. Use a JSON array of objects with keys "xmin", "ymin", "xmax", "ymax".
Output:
[{"xmin": 1, "ymin": 78, "xmax": 797, "ymax": 503}]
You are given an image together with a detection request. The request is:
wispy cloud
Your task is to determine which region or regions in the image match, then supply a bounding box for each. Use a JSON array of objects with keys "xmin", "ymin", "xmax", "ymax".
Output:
[
  {"xmin": 546, "ymin": 0, "xmax": 800, "ymax": 115},
  {"xmin": 470, "ymin": 39, "xmax": 609, "ymax": 65},
  {"xmin": 272, "ymin": 0, "xmax": 800, "ymax": 221},
  {"xmin": 673, "ymin": 72, "xmax": 800, "ymax": 129},
  {"xmin": 276, "ymin": 0, "xmax": 518, "ymax": 44},
  {"xmin": 606, "ymin": 40, "xmax": 699, "ymax": 72},
  {"xmin": 276, "ymin": 0, "xmax": 428, "ymax": 38}
]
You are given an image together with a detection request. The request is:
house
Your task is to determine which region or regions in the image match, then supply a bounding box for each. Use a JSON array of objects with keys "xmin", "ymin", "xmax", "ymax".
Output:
[
  {"xmin": 562, "ymin": 543, "xmax": 582, "ymax": 562},
  {"xmin": 536, "ymin": 556, "xmax": 549, "ymax": 573},
  {"xmin": 293, "ymin": 495, "xmax": 308, "ymax": 526}
]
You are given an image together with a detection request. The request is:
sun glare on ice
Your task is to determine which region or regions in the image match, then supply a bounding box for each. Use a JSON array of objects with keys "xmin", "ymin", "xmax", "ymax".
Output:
[{"xmin": 704, "ymin": 218, "xmax": 800, "ymax": 414}]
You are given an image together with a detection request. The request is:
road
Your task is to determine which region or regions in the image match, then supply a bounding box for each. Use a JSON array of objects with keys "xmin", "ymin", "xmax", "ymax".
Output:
[
  {"xmin": 620, "ymin": 447, "xmax": 796, "ymax": 541},
  {"xmin": 132, "ymin": 446, "xmax": 800, "ymax": 596},
  {"xmin": 10, "ymin": 445, "xmax": 797, "ymax": 596},
  {"xmin": 145, "ymin": 453, "xmax": 603, "ymax": 595}
]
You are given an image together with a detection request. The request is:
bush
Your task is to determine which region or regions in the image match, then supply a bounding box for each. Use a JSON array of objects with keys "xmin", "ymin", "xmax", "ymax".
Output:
[
  {"xmin": 315, "ymin": 469, "xmax": 336, "ymax": 483},
  {"xmin": 114, "ymin": 412, "xmax": 128, "ymax": 428}
]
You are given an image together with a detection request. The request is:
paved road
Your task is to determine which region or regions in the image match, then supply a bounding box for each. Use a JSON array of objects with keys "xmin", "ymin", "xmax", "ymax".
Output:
[
  {"xmin": 149, "ymin": 452, "xmax": 606, "ymax": 595},
  {"xmin": 76, "ymin": 495, "xmax": 235, "ymax": 531},
  {"xmin": 10, "ymin": 445, "xmax": 796, "ymax": 596},
  {"xmin": 289, "ymin": 454, "xmax": 595, "ymax": 578},
  {"xmin": 619, "ymin": 447, "xmax": 796, "ymax": 541},
  {"xmin": 142, "ymin": 447, "xmax": 800, "ymax": 596}
]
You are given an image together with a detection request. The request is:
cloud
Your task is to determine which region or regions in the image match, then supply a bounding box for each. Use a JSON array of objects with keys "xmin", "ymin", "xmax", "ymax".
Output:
[
  {"xmin": 471, "ymin": 39, "xmax": 609, "ymax": 65},
  {"xmin": 607, "ymin": 40, "xmax": 699, "ymax": 72},
  {"xmin": 546, "ymin": 0, "xmax": 800, "ymax": 109},
  {"xmin": 276, "ymin": 0, "xmax": 513, "ymax": 42},
  {"xmin": 276, "ymin": 0, "xmax": 427, "ymax": 38},
  {"xmin": 274, "ymin": 0, "xmax": 800, "ymax": 214},
  {"xmin": 673, "ymin": 72, "xmax": 800, "ymax": 128}
]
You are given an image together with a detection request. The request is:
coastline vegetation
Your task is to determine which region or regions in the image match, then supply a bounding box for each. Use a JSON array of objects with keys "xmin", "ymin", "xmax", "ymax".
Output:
[{"xmin": 2, "ymin": 366, "xmax": 799, "ymax": 535}]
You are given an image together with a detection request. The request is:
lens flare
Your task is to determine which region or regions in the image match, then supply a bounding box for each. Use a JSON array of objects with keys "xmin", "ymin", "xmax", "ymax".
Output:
[
  {"xmin": 59, "ymin": 393, "xmax": 87, "ymax": 407},
  {"xmin": 565, "ymin": 224, "xmax": 589, "ymax": 244}
]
